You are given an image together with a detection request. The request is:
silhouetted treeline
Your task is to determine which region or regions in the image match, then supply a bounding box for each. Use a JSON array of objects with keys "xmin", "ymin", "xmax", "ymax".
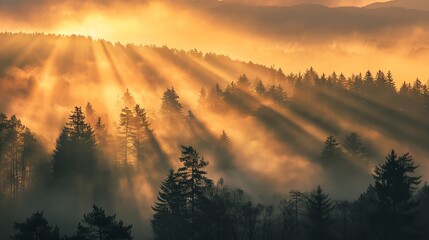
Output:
[
  {"xmin": 0, "ymin": 113, "xmax": 48, "ymax": 199},
  {"xmin": 9, "ymin": 144, "xmax": 429, "ymax": 240},
  {"xmin": 11, "ymin": 205, "xmax": 132, "ymax": 240},
  {"xmin": 148, "ymin": 145, "xmax": 428, "ymax": 240}
]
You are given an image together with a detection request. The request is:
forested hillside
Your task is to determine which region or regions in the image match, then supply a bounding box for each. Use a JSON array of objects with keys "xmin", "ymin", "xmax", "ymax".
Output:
[{"xmin": 1, "ymin": 33, "xmax": 429, "ymax": 239}]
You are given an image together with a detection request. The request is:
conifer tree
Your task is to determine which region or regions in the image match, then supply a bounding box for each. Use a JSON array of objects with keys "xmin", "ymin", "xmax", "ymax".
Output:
[
  {"xmin": 85, "ymin": 102, "xmax": 97, "ymax": 126},
  {"xmin": 0, "ymin": 113, "xmax": 7, "ymax": 175},
  {"xmin": 305, "ymin": 186, "xmax": 334, "ymax": 240},
  {"xmin": 219, "ymin": 130, "xmax": 231, "ymax": 148},
  {"xmin": 118, "ymin": 107, "xmax": 136, "ymax": 165},
  {"xmin": 372, "ymin": 150, "xmax": 421, "ymax": 240},
  {"xmin": 151, "ymin": 169, "xmax": 186, "ymax": 240},
  {"xmin": 386, "ymin": 71, "xmax": 396, "ymax": 92},
  {"xmin": 11, "ymin": 211, "xmax": 60, "ymax": 240},
  {"xmin": 207, "ymin": 84, "xmax": 224, "ymax": 110},
  {"xmin": 237, "ymin": 74, "xmax": 250, "ymax": 89},
  {"xmin": 320, "ymin": 136, "xmax": 342, "ymax": 164},
  {"xmin": 122, "ymin": 89, "xmax": 136, "ymax": 109},
  {"xmin": 161, "ymin": 88, "xmax": 183, "ymax": 119},
  {"xmin": 4, "ymin": 115, "xmax": 25, "ymax": 197},
  {"xmin": 176, "ymin": 146, "xmax": 213, "ymax": 239},
  {"xmin": 52, "ymin": 107, "xmax": 97, "ymax": 182},
  {"xmin": 343, "ymin": 132, "xmax": 368, "ymax": 162},
  {"xmin": 73, "ymin": 205, "xmax": 133, "ymax": 240},
  {"xmin": 134, "ymin": 104, "xmax": 152, "ymax": 141},
  {"xmin": 133, "ymin": 104, "xmax": 153, "ymax": 164},
  {"xmin": 255, "ymin": 80, "xmax": 266, "ymax": 96},
  {"xmin": 94, "ymin": 117, "xmax": 109, "ymax": 150}
]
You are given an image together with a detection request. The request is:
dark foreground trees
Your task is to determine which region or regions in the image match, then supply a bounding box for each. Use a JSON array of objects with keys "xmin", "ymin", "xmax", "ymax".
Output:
[
  {"xmin": 11, "ymin": 206, "xmax": 132, "ymax": 240},
  {"xmin": 305, "ymin": 186, "xmax": 334, "ymax": 240},
  {"xmin": 150, "ymin": 147, "xmax": 426, "ymax": 240},
  {"xmin": 72, "ymin": 205, "xmax": 133, "ymax": 240},
  {"xmin": 372, "ymin": 150, "xmax": 421, "ymax": 240},
  {"xmin": 52, "ymin": 107, "xmax": 98, "ymax": 184},
  {"xmin": 151, "ymin": 169, "xmax": 185, "ymax": 240},
  {"xmin": 10, "ymin": 211, "xmax": 60, "ymax": 240},
  {"xmin": 151, "ymin": 146, "xmax": 213, "ymax": 240}
]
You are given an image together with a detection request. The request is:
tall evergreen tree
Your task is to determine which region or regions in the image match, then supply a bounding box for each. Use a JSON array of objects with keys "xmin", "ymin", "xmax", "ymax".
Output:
[
  {"xmin": 255, "ymin": 80, "xmax": 266, "ymax": 96},
  {"xmin": 386, "ymin": 71, "xmax": 396, "ymax": 93},
  {"xmin": 118, "ymin": 107, "xmax": 136, "ymax": 165},
  {"xmin": 343, "ymin": 132, "xmax": 368, "ymax": 163},
  {"xmin": 207, "ymin": 84, "xmax": 224, "ymax": 110},
  {"xmin": 134, "ymin": 104, "xmax": 152, "ymax": 142},
  {"xmin": 237, "ymin": 74, "xmax": 250, "ymax": 89},
  {"xmin": 85, "ymin": 102, "xmax": 97, "ymax": 126},
  {"xmin": 94, "ymin": 117, "xmax": 109, "ymax": 150},
  {"xmin": 219, "ymin": 130, "xmax": 231, "ymax": 149},
  {"xmin": 122, "ymin": 89, "xmax": 136, "ymax": 109},
  {"xmin": 372, "ymin": 150, "xmax": 421, "ymax": 240},
  {"xmin": 176, "ymin": 146, "xmax": 213, "ymax": 239},
  {"xmin": 305, "ymin": 186, "xmax": 334, "ymax": 240},
  {"xmin": 133, "ymin": 104, "xmax": 153, "ymax": 164},
  {"xmin": 4, "ymin": 115, "xmax": 25, "ymax": 197},
  {"xmin": 52, "ymin": 107, "xmax": 97, "ymax": 183},
  {"xmin": 151, "ymin": 169, "xmax": 186, "ymax": 240},
  {"xmin": 161, "ymin": 88, "xmax": 183, "ymax": 119},
  {"xmin": 0, "ymin": 113, "xmax": 7, "ymax": 181},
  {"xmin": 320, "ymin": 136, "xmax": 342, "ymax": 165}
]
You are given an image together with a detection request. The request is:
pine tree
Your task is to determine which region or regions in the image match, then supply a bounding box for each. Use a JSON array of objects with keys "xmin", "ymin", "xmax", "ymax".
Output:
[
  {"xmin": 343, "ymin": 132, "xmax": 368, "ymax": 162},
  {"xmin": 73, "ymin": 205, "xmax": 133, "ymax": 240},
  {"xmin": 85, "ymin": 102, "xmax": 97, "ymax": 126},
  {"xmin": 320, "ymin": 136, "xmax": 342, "ymax": 165},
  {"xmin": 338, "ymin": 73, "xmax": 347, "ymax": 88},
  {"xmin": 122, "ymin": 89, "xmax": 136, "ymax": 109},
  {"xmin": 386, "ymin": 71, "xmax": 396, "ymax": 92},
  {"xmin": 219, "ymin": 130, "xmax": 231, "ymax": 148},
  {"xmin": 399, "ymin": 82, "xmax": 411, "ymax": 96},
  {"xmin": 4, "ymin": 115, "xmax": 25, "ymax": 197},
  {"xmin": 176, "ymin": 146, "xmax": 213, "ymax": 239},
  {"xmin": 207, "ymin": 84, "xmax": 224, "ymax": 110},
  {"xmin": 237, "ymin": 74, "xmax": 250, "ymax": 89},
  {"xmin": 11, "ymin": 211, "xmax": 60, "ymax": 240},
  {"xmin": 94, "ymin": 117, "xmax": 109, "ymax": 150},
  {"xmin": 94, "ymin": 117, "xmax": 112, "ymax": 163},
  {"xmin": 134, "ymin": 104, "xmax": 152, "ymax": 142},
  {"xmin": 0, "ymin": 113, "xmax": 7, "ymax": 179},
  {"xmin": 151, "ymin": 169, "xmax": 186, "ymax": 240},
  {"xmin": 267, "ymin": 85, "xmax": 288, "ymax": 106},
  {"xmin": 372, "ymin": 150, "xmax": 421, "ymax": 240},
  {"xmin": 375, "ymin": 70, "xmax": 387, "ymax": 90},
  {"xmin": 255, "ymin": 80, "xmax": 266, "ymax": 96},
  {"xmin": 133, "ymin": 104, "xmax": 153, "ymax": 164},
  {"xmin": 52, "ymin": 107, "xmax": 97, "ymax": 183},
  {"xmin": 161, "ymin": 87, "xmax": 183, "ymax": 119},
  {"xmin": 118, "ymin": 107, "xmax": 136, "ymax": 165},
  {"xmin": 305, "ymin": 186, "xmax": 334, "ymax": 240},
  {"xmin": 360, "ymin": 70, "xmax": 375, "ymax": 98}
]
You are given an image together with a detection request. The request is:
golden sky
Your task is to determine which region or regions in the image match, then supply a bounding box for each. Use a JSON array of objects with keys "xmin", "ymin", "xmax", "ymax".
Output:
[{"xmin": 1, "ymin": 0, "xmax": 428, "ymax": 82}]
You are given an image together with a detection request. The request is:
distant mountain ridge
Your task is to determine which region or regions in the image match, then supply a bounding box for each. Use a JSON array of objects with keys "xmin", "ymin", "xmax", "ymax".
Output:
[
  {"xmin": 365, "ymin": 0, "xmax": 429, "ymax": 11},
  {"xmin": 207, "ymin": 3, "xmax": 429, "ymax": 40}
]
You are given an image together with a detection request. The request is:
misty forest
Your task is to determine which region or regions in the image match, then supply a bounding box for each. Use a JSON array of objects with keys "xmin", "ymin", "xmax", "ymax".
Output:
[{"xmin": 1, "ymin": 1, "xmax": 429, "ymax": 240}]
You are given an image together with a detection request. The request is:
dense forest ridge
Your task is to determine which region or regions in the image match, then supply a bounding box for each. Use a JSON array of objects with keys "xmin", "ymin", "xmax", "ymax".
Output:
[
  {"xmin": 1, "ymin": 69, "xmax": 429, "ymax": 238},
  {"xmin": 1, "ymin": 32, "xmax": 429, "ymax": 239},
  {"xmin": 5, "ymin": 140, "xmax": 429, "ymax": 240}
]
